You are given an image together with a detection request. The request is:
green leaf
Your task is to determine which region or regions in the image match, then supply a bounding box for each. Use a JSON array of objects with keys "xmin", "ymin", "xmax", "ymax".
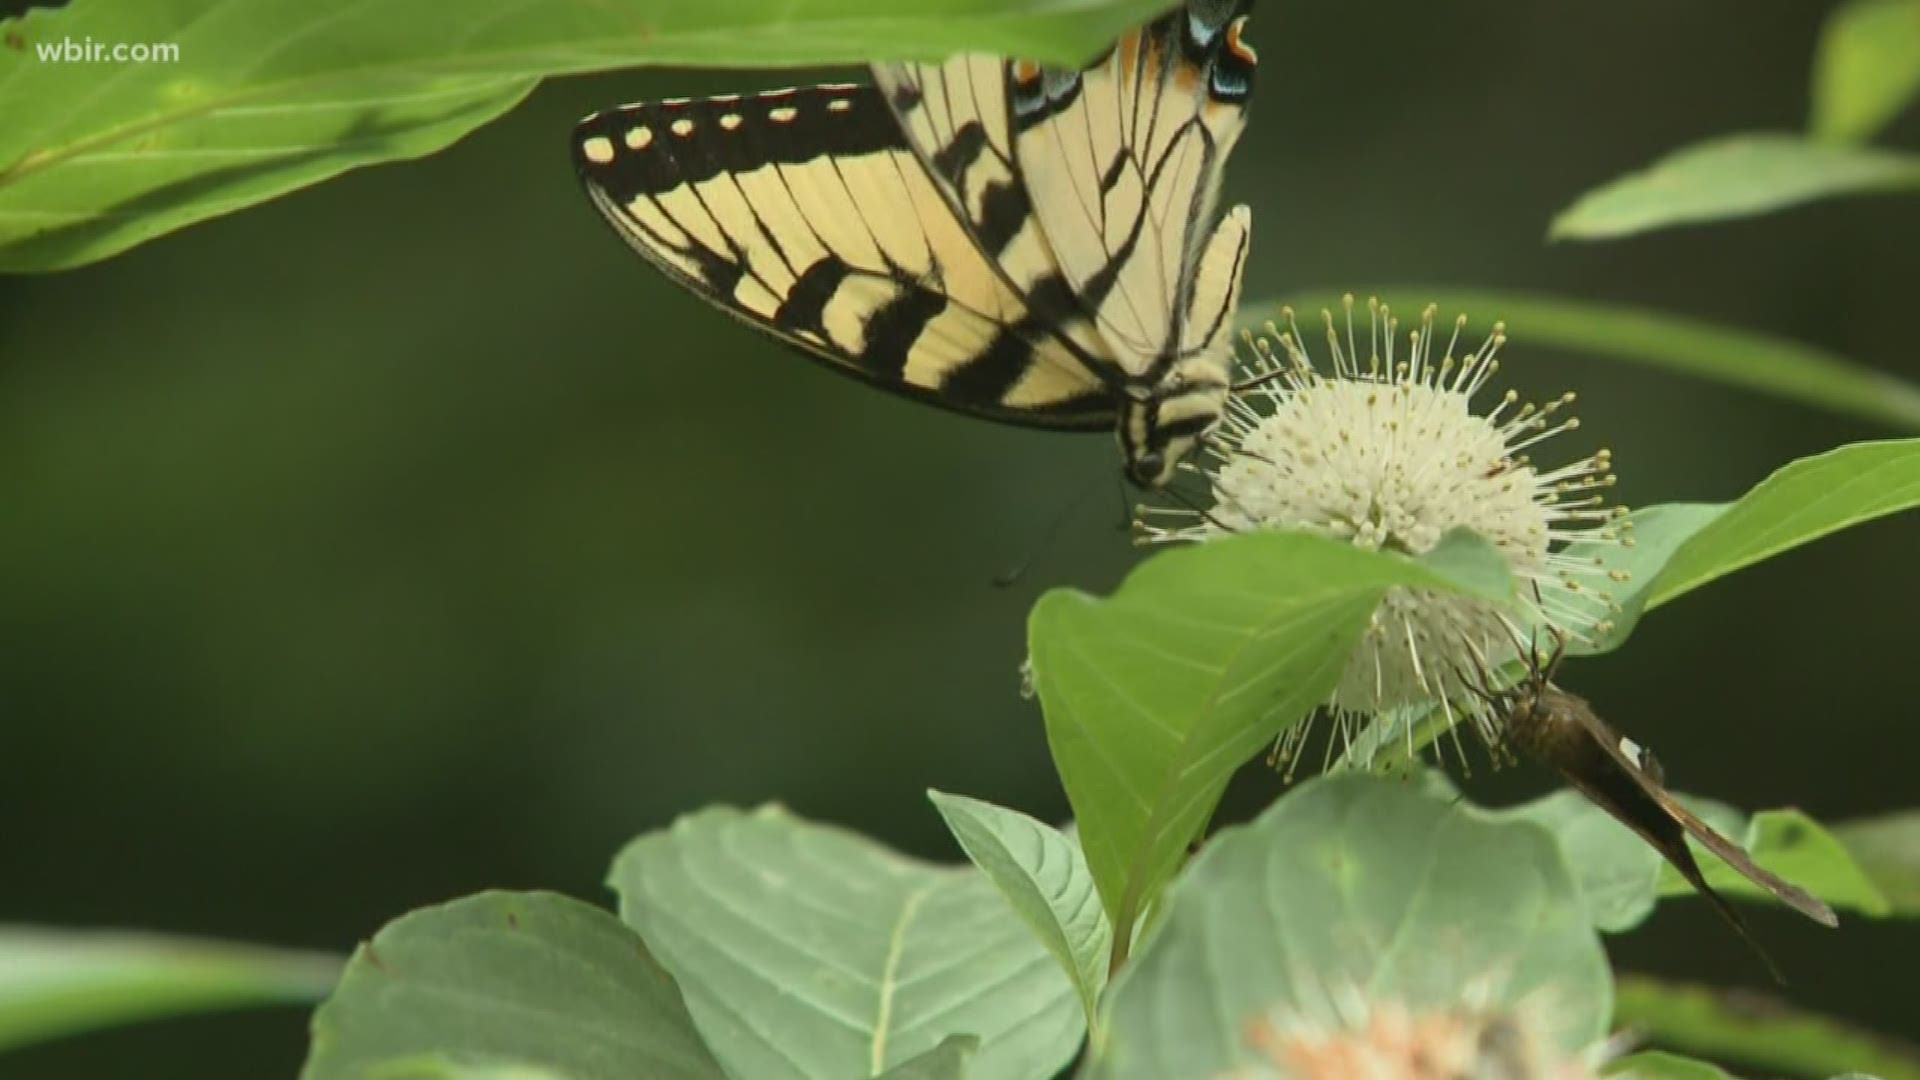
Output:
[
  {"xmin": 1091, "ymin": 775, "xmax": 1612, "ymax": 1079},
  {"xmin": 1027, "ymin": 529, "xmax": 1515, "ymax": 964},
  {"xmin": 0, "ymin": 0, "xmax": 1168, "ymax": 271},
  {"xmin": 358, "ymin": 1055, "xmax": 570, "ymax": 1080},
  {"xmin": 301, "ymin": 891, "xmax": 727, "ymax": 1080},
  {"xmin": 1608, "ymin": 1051, "xmax": 1734, "ymax": 1079},
  {"xmin": 1500, "ymin": 790, "xmax": 1665, "ymax": 933},
  {"xmin": 1559, "ymin": 439, "xmax": 1920, "ymax": 654},
  {"xmin": 608, "ymin": 805, "xmax": 1082, "ymax": 1080},
  {"xmin": 874, "ymin": 1035, "xmax": 979, "ymax": 1080},
  {"xmin": 1642, "ymin": 439, "xmax": 1920, "ymax": 609},
  {"xmin": 1813, "ymin": 0, "xmax": 1920, "ymax": 142},
  {"xmin": 1613, "ymin": 975, "xmax": 1920, "ymax": 1080},
  {"xmin": 0, "ymin": 927, "xmax": 339, "ymax": 1053},
  {"xmin": 1832, "ymin": 810, "xmax": 1920, "ymax": 914},
  {"xmin": 1251, "ymin": 291, "xmax": 1920, "ymax": 430},
  {"xmin": 1549, "ymin": 134, "xmax": 1920, "ymax": 241},
  {"xmin": 1653, "ymin": 808, "xmax": 1890, "ymax": 916},
  {"xmin": 927, "ymin": 790, "xmax": 1111, "ymax": 1028}
]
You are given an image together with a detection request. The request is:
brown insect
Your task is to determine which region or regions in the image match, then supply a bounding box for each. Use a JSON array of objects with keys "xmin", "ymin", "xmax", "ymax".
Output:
[{"xmin": 1466, "ymin": 631, "xmax": 1837, "ymax": 983}]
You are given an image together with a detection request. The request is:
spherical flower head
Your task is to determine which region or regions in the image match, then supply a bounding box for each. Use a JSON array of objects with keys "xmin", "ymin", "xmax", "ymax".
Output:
[{"xmin": 1140, "ymin": 297, "xmax": 1630, "ymax": 769}]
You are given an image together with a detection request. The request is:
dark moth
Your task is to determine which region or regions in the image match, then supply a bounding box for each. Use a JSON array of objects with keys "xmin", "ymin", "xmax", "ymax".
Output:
[{"xmin": 1472, "ymin": 635, "xmax": 1837, "ymax": 983}]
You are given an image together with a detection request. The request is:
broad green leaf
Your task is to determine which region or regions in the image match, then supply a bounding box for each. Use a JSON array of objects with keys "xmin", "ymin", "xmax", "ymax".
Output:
[
  {"xmin": 1091, "ymin": 775, "xmax": 1611, "ymax": 1079},
  {"xmin": 1813, "ymin": 0, "xmax": 1920, "ymax": 142},
  {"xmin": 1027, "ymin": 529, "xmax": 1515, "ymax": 964},
  {"xmin": 0, "ymin": 927, "xmax": 339, "ymax": 1052},
  {"xmin": 301, "ymin": 891, "xmax": 726, "ymax": 1080},
  {"xmin": 875, "ymin": 1035, "xmax": 979, "ymax": 1080},
  {"xmin": 608, "ymin": 805, "xmax": 1082, "ymax": 1080},
  {"xmin": 1643, "ymin": 439, "xmax": 1920, "ymax": 609},
  {"xmin": 361, "ymin": 1056, "xmax": 569, "ymax": 1080},
  {"xmin": 1653, "ymin": 808, "xmax": 1889, "ymax": 917},
  {"xmin": 1832, "ymin": 810, "xmax": 1920, "ymax": 914},
  {"xmin": 1558, "ymin": 440, "xmax": 1920, "ymax": 654},
  {"xmin": 1500, "ymin": 790, "xmax": 1665, "ymax": 933},
  {"xmin": 1613, "ymin": 975, "xmax": 1920, "ymax": 1080},
  {"xmin": 927, "ymin": 790, "xmax": 1111, "ymax": 1028},
  {"xmin": 1608, "ymin": 1051, "xmax": 1733, "ymax": 1079},
  {"xmin": 1549, "ymin": 134, "xmax": 1920, "ymax": 241},
  {"xmin": 1251, "ymin": 292, "xmax": 1920, "ymax": 430},
  {"xmin": 0, "ymin": 0, "xmax": 1168, "ymax": 271}
]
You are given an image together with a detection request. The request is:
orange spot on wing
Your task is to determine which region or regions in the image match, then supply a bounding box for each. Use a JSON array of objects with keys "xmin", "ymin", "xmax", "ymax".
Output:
[{"xmin": 1227, "ymin": 15, "xmax": 1258, "ymax": 63}]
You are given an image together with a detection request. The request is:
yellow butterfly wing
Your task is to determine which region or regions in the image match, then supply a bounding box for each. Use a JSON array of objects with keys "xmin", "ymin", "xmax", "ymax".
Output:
[
  {"xmin": 573, "ymin": 85, "xmax": 1114, "ymax": 428},
  {"xmin": 878, "ymin": 1, "xmax": 1256, "ymax": 381}
]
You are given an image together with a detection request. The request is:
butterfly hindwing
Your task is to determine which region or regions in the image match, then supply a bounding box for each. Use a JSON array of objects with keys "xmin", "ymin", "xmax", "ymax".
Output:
[
  {"xmin": 1008, "ymin": 0, "xmax": 1256, "ymax": 370},
  {"xmin": 572, "ymin": 85, "xmax": 1115, "ymax": 428},
  {"xmin": 1181, "ymin": 203, "xmax": 1250, "ymax": 358},
  {"xmin": 876, "ymin": 0, "xmax": 1256, "ymax": 385}
]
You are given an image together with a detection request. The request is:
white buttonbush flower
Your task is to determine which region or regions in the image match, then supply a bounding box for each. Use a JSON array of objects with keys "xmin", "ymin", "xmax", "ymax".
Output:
[{"xmin": 1140, "ymin": 297, "xmax": 1629, "ymax": 771}]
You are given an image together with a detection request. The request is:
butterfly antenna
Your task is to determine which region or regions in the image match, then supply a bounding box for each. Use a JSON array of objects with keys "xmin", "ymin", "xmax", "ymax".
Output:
[
  {"xmin": 1112, "ymin": 469, "xmax": 1134, "ymax": 531},
  {"xmin": 1232, "ymin": 365, "xmax": 1291, "ymax": 394},
  {"xmin": 1156, "ymin": 478, "xmax": 1233, "ymax": 532},
  {"xmin": 1541, "ymin": 627, "xmax": 1570, "ymax": 683},
  {"xmin": 1523, "ymin": 579, "xmax": 1573, "ymax": 685}
]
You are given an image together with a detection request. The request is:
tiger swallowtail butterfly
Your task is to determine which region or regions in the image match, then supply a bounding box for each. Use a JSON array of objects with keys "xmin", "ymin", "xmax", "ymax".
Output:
[
  {"xmin": 1475, "ymin": 632, "xmax": 1837, "ymax": 984},
  {"xmin": 572, "ymin": 1, "xmax": 1257, "ymax": 487}
]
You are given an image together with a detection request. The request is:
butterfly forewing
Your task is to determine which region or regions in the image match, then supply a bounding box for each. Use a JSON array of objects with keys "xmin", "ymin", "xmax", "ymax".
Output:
[
  {"xmin": 1507, "ymin": 683, "xmax": 1838, "ymax": 940},
  {"xmin": 1636, "ymin": 770, "xmax": 1840, "ymax": 928},
  {"xmin": 573, "ymin": 86, "xmax": 1115, "ymax": 427}
]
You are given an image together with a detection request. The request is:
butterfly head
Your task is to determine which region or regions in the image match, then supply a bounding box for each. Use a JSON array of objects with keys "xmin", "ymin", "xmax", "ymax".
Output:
[
  {"xmin": 1456, "ymin": 621, "xmax": 1574, "ymax": 756},
  {"xmin": 1118, "ymin": 367, "xmax": 1230, "ymax": 487}
]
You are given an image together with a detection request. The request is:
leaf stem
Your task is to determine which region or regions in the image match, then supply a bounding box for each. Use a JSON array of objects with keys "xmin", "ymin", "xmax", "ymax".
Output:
[{"xmin": 1612, "ymin": 975, "xmax": 1920, "ymax": 1080}]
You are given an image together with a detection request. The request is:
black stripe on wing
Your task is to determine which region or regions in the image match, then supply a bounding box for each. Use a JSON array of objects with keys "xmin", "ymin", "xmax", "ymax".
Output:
[
  {"xmin": 585, "ymin": 87, "xmax": 898, "ymax": 189},
  {"xmin": 572, "ymin": 86, "xmax": 1116, "ymax": 430}
]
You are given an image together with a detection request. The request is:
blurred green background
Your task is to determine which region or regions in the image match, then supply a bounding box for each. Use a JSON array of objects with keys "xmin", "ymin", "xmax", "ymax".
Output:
[{"xmin": 4, "ymin": 1, "xmax": 1918, "ymax": 1075}]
